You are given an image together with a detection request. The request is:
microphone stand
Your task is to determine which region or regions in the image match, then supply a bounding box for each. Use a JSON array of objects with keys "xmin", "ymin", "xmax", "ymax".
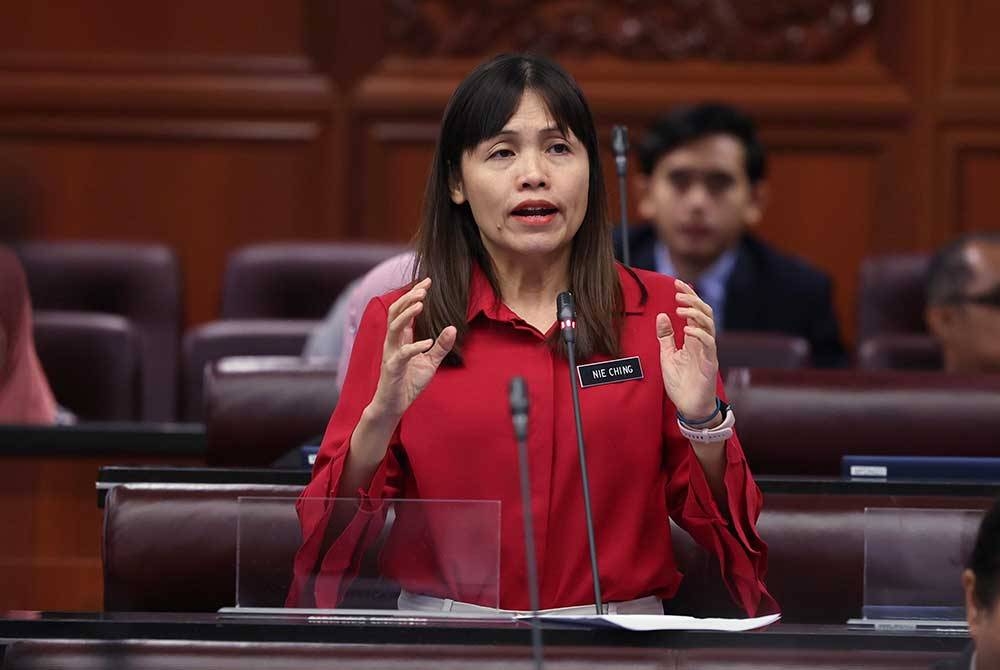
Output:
[
  {"xmin": 509, "ymin": 377, "xmax": 544, "ymax": 670},
  {"xmin": 557, "ymin": 292, "xmax": 603, "ymax": 615},
  {"xmin": 612, "ymin": 125, "xmax": 630, "ymax": 268}
]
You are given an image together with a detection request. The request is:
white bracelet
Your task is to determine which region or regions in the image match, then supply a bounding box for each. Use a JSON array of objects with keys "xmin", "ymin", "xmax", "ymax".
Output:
[{"xmin": 678, "ymin": 408, "xmax": 735, "ymax": 443}]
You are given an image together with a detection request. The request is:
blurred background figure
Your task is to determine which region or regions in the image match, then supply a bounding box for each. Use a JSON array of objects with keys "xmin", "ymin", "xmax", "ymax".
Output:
[
  {"xmin": 925, "ymin": 232, "xmax": 1000, "ymax": 374},
  {"xmin": 616, "ymin": 103, "xmax": 845, "ymax": 367},
  {"xmin": 934, "ymin": 497, "xmax": 1000, "ymax": 669},
  {"xmin": 303, "ymin": 250, "xmax": 415, "ymax": 392},
  {"xmin": 0, "ymin": 246, "xmax": 57, "ymax": 425}
]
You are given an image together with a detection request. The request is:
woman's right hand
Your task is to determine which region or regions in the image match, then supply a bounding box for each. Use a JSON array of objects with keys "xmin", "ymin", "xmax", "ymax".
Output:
[{"xmin": 369, "ymin": 277, "xmax": 457, "ymax": 422}]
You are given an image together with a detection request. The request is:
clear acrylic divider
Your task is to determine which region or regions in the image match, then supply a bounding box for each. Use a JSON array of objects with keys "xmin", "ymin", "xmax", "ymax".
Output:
[
  {"xmin": 234, "ymin": 497, "xmax": 500, "ymax": 613},
  {"xmin": 862, "ymin": 507, "xmax": 983, "ymax": 623}
]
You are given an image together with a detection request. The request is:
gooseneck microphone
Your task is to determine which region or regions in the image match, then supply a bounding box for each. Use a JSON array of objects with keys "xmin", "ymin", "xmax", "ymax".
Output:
[
  {"xmin": 611, "ymin": 125, "xmax": 631, "ymax": 268},
  {"xmin": 557, "ymin": 292, "xmax": 603, "ymax": 614},
  {"xmin": 509, "ymin": 377, "xmax": 543, "ymax": 670}
]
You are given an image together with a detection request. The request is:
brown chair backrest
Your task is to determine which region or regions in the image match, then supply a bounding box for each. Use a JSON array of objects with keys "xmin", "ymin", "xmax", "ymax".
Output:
[
  {"xmin": 717, "ymin": 332, "xmax": 811, "ymax": 371},
  {"xmin": 857, "ymin": 253, "xmax": 931, "ymax": 340},
  {"xmin": 857, "ymin": 333, "xmax": 943, "ymax": 371},
  {"xmin": 181, "ymin": 320, "xmax": 317, "ymax": 421},
  {"xmin": 725, "ymin": 368, "xmax": 1000, "ymax": 475},
  {"xmin": 15, "ymin": 241, "xmax": 181, "ymax": 421},
  {"xmin": 33, "ymin": 311, "xmax": 141, "ymax": 420},
  {"xmin": 102, "ymin": 484, "xmax": 303, "ymax": 611},
  {"xmin": 101, "ymin": 482, "xmax": 993, "ymax": 625},
  {"xmin": 221, "ymin": 242, "xmax": 408, "ymax": 320},
  {"xmin": 203, "ymin": 357, "xmax": 338, "ymax": 466}
]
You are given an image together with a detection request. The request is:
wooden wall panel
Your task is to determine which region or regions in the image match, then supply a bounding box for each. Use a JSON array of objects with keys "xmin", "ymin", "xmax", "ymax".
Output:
[
  {"xmin": 0, "ymin": 128, "xmax": 329, "ymax": 325},
  {"xmin": 941, "ymin": 0, "xmax": 1000, "ymax": 91},
  {"xmin": 946, "ymin": 132, "xmax": 1000, "ymax": 235},
  {"xmin": 0, "ymin": 1, "xmax": 305, "ymax": 58}
]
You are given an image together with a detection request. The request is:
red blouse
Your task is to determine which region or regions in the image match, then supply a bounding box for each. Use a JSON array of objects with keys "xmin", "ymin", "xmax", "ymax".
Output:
[{"xmin": 287, "ymin": 264, "xmax": 778, "ymax": 615}]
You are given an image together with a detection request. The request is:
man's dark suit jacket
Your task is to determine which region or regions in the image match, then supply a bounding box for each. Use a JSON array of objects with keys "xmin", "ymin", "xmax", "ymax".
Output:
[
  {"xmin": 615, "ymin": 224, "xmax": 846, "ymax": 367},
  {"xmin": 930, "ymin": 642, "xmax": 973, "ymax": 670}
]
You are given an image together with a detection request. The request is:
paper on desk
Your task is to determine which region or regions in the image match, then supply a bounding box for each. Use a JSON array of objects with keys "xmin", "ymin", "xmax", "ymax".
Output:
[{"xmin": 518, "ymin": 612, "xmax": 780, "ymax": 632}]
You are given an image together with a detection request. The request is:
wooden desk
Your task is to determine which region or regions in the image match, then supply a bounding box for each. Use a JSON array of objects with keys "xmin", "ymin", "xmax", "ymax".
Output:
[
  {"xmin": 0, "ymin": 424, "xmax": 205, "ymax": 612},
  {"xmin": 0, "ymin": 612, "xmax": 971, "ymax": 670}
]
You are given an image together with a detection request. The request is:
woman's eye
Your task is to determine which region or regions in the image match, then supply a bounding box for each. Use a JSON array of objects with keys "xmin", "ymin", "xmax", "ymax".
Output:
[
  {"xmin": 549, "ymin": 142, "xmax": 571, "ymax": 155},
  {"xmin": 489, "ymin": 148, "xmax": 514, "ymax": 159}
]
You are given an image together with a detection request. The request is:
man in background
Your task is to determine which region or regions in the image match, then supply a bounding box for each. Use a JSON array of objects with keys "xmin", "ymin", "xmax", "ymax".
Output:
[
  {"xmin": 616, "ymin": 103, "xmax": 845, "ymax": 367},
  {"xmin": 933, "ymin": 497, "xmax": 1000, "ymax": 669},
  {"xmin": 925, "ymin": 232, "xmax": 1000, "ymax": 375}
]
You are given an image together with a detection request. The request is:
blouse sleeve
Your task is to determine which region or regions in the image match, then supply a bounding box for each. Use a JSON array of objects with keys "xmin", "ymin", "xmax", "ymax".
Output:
[
  {"xmin": 286, "ymin": 296, "xmax": 405, "ymax": 608},
  {"xmin": 663, "ymin": 373, "xmax": 780, "ymax": 617}
]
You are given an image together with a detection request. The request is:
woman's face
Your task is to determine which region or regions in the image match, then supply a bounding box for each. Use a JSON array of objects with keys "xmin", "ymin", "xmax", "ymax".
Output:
[{"xmin": 450, "ymin": 90, "xmax": 590, "ymax": 267}]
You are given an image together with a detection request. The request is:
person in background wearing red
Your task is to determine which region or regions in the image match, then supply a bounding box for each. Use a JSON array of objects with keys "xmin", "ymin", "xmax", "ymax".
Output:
[
  {"xmin": 0, "ymin": 246, "xmax": 57, "ymax": 425},
  {"xmin": 287, "ymin": 54, "xmax": 777, "ymax": 617}
]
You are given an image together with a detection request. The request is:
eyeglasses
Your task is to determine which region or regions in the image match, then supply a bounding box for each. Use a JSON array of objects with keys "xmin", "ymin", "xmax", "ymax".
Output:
[{"xmin": 957, "ymin": 284, "xmax": 1000, "ymax": 309}]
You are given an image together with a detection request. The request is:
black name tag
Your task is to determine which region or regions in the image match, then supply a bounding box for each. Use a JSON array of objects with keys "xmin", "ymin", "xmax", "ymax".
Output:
[{"xmin": 577, "ymin": 356, "xmax": 644, "ymax": 388}]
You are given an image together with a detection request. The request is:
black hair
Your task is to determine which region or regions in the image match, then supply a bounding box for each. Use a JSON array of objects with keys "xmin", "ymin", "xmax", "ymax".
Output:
[
  {"xmin": 969, "ymin": 497, "xmax": 1000, "ymax": 610},
  {"xmin": 926, "ymin": 231, "xmax": 1000, "ymax": 306},
  {"xmin": 637, "ymin": 102, "xmax": 767, "ymax": 183}
]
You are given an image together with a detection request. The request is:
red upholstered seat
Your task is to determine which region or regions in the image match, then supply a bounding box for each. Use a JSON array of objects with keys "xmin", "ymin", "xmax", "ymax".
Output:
[
  {"xmin": 221, "ymin": 241, "xmax": 408, "ymax": 319},
  {"xmin": 15, "ymin": 241, "xmax": 181, "ymax": 421}
]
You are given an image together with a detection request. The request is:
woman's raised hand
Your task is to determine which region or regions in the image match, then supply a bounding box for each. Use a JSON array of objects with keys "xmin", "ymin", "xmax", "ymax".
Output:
[{"xmin": 369, "ymin": 278, "xmax": 457, "ymax": 421}]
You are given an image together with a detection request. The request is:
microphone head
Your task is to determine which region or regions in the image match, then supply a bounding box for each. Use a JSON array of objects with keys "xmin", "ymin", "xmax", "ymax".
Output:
[
  {"xmin": 557, "ymin": 291, "xmax": 576, "ymax": 323},
  {"xmin": 509, "ymin": 377, "xmax": 529, "ymax": 416},
  {"xmin": 611, "ymin": 125, "xmax": 629, "ymax": 156}
]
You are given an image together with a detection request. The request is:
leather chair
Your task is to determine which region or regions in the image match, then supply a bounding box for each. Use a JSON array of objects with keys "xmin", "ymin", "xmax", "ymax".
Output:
[
  {"xmin": 203, "ymin": 357, "xmax": 339, "ymax": 466},
  {"xmin": 102, "ymin": 483, "xmax": 303, "ymax": 612},
  {"xmin": 221, "ymin": 242, "xmax": 408, "ymax": 320},
  {"xmin": 725, "ymin": 368, "xmax": 1000, "ymax": 475},
  {"xmin": 857, "ymin": 333, "xmax": 943, "ymax": 371},
  {"xmin": 716, "ymin": 332, "xmax": 811, "ymax": 371},
  {"xmin": 857, "ymin": 253, "xmax": 931, "ymax": 340},
  {"xmin": 100, "ymin": 482, "xmax": 994, "ymax": 626},
  {"xmin": 181, "ymin": 320, "xmax": 317, "ymax": 421},
  {"xmin": 33, "ymin": 311, "xmax": 141, "ymax": 421},
  {"xmin": 14, "ymin": 241, "xmax": 182, "ymax": 421}
]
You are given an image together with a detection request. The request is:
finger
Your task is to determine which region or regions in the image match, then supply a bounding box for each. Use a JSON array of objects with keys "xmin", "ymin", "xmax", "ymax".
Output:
[
  {"xmin": 675, "ymin": 291, "xmax": 714, "ymax": 320},
  {"xmin": 396, "ymin": 338, "xmax": 436, "ymax": 361},
  {"xmin": 386, "ymin": 278, "xmax": 431, "ymax": 323},
  {"xmin": 655, "ymin": 313, "xmax": 677, "ymax": 354},
  {"xmin": 676, "ymin": 306, "xmax": 716, "ymax": 336},
  {"xmin": 424, "ymin": 325, "xmax": 458, "ymax": 368},
  {"xmin": 386, "ymin": 301, "xmax": 423, "ymax": 350},
  {"xmin": 683, "ymin": 325, "xmax": 718, "ymax": 363}
]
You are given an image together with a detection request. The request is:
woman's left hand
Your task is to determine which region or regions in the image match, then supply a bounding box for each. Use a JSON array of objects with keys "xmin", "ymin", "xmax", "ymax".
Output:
[{"xmin": 656, "ymin": 279, "xmax": 719, "ymax": 421}]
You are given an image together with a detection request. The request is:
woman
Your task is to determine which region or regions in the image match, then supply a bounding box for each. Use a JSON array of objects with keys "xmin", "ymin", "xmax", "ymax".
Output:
[
  {"xmin": 0, "ymin": 246, "xmax": 57, "ymax": 425},
  {"xmin": 288, "ymin": 54, "xmax": 777, "ymax": 616}
]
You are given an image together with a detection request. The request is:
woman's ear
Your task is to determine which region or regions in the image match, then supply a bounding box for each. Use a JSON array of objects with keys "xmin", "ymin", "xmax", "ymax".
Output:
[{"xmin": 449, "ymin": 167, "xmax": 466, "ymax": 205}]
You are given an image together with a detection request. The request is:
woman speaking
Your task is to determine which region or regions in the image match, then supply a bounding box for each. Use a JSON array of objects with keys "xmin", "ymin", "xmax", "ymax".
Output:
[{"xmin": 287, "ymin": 53, "xmax": 777, "ymax": 617}]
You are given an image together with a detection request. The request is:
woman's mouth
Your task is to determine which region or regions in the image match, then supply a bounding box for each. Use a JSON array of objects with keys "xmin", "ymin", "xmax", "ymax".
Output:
[{"xmin": 511, "ymin": 204, "xmax": 559, "ymax": 225}]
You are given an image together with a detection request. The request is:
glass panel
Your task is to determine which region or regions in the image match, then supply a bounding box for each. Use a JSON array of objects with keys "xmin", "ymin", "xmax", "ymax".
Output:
[
  {"xmin": 235, "ymin": 497, "xmax": 501, "ymax": 612},
  {"xmin": 863, "ymin": 507, "xmax": 982, "ymax": 621}
]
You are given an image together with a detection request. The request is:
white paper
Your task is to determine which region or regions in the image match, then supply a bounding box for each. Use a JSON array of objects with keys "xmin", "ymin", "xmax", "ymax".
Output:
[{"xmin": 517, "ymin": 612, "xmax": 780, "ymax": 632}]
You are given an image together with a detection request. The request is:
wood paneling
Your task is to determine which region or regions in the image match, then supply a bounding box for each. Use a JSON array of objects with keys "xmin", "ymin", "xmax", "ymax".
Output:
[
  {"xmin": 0, "ymin": 453, "xmax": 203, "ymax": 611},
  {"xmin": 0, "ymin": 2, "xmax": 305, "ymax": 58},
  {"xmin": 943, "ymin": 130, "xmax": 1000, "ymax": 236},
  {"xmin": 0, "ymin": 130, "xmax": 329, "ymax": 325}
]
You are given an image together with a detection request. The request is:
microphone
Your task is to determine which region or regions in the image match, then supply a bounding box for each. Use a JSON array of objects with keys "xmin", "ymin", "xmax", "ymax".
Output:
[
  {"xmin": 556, "ymin": 292, "xmax": 603, "ymax": 614},
  {"xmin": 611, "ymin": 125, "xmax": 631, "ymax": 267},
  {"xmin": 509, "ymin": 377, "xmax": 544, "ymax": 670}
]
